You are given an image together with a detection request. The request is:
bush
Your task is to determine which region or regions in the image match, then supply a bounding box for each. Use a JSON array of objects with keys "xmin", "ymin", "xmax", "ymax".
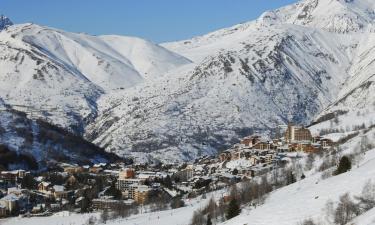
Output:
[
  {"xmin": 170, "ymin": 197, "xmax": 185, "ymax": 209},
  {"xmin": 334, "ymin": 156, "xmax": 351, "ymax": 175},
  {"xmin": 299, "ymin": 218, "xmax": 318, "ymax": 225},
  {"xmin": 190, "ymin": 211, "xmax": 205, "ymax": 225},
  {"xmin": 226, "ymin": 198, "xmax": 241, "ymax": 220}
]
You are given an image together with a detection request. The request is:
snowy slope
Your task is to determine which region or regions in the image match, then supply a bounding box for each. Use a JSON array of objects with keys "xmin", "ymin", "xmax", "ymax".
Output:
[
  {"xmin": 311, "ymin": 31, "xmax": 375, "ymax": 136},
  {"xmin": 0, "ymin": 27, "xmax": 103, "ymax": 133},
  {"xmin": 163, "ymin": 0, "xmax": 375, "ymax": 60},
  {"xmin": 87, "ymin": 0, "xmax": 375, "ymax": 162},
  {"xmin": 2, "ymin": 0, "xmax": 375, "ymax": 164},
  {"xmin": 0, "ymin": 99, "xmax": 119, "ymax": 169},
  {"xmin": 0, "ymin": 22, "xmax": 190, "ymax": 134},
  {"xmin": 99, "ymin": 35, "xmax": 191, "ymax": 80},
  {"xmin": 351, "ymin": 207, "xmax": 375, "ymax": 225},
  {"xmin": 0, "ymin": 19, "xmax": 191, "ymax": 164}
]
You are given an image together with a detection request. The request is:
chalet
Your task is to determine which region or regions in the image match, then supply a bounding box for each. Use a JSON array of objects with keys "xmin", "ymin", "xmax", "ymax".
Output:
[
  {"xmin": 249, "ymin": 155, "xmax": 260, "ymax": 166},
  {"xmin": 66, "ymin": 175, "xmax": 78, "ymax": 187},
  {"xmin": 219, "ymin": 151, "xmax": 231, "ymax": 162},
  {"xmin": 0, "ymin": 194, "xmax": 19, "ymax": 214},
  {"xmin": 240, "ymin": 135, "xmax": 261, "ymax": 147},
  {"xmin": 51, "ymin": 185, "xmax": 68, "ymax": 199},
  {"xmin": 63, "ymin": 166, "xmax": 86, "ymax": 174},
  {"xmin": 313, "ymin": 136, "xmax": 334, "ymax": 149},
  {"xmin": 230, "ymin": 150, "xmax": 241, "ymax": 160},
  {"xmin": 253, "ymin": 141, "xmax": 273, "ymax": 151},
  {"xmin": 7, "ymin": 187, "xmax": 24, "ymax": 196},
  {"xmin": 0, "ymin": 170, "xmax": 26, "ymax": 184},
  {"xmin": 89, "ymin": 167, "xmax": 103, "ymax": 173},
  {"xmin": 38, "ymin": 182, "xmax": 53, "ymax": 193}
]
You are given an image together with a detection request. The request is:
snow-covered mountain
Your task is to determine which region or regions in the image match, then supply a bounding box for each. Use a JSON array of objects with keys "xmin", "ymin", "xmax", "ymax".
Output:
[
  {"xmin": 87, "ymin": 0, "xmax": 375, "ymax": 162},
  {"xmin": 0, "ymin": 15, "xmax": 13, "ymax": 31},
  {"xmin": 1, "ymin": 0, "xmax": 375, "ymax": 164},
  {"xmin": 0, "ymin": 22, "xmax": 190, "ymax": 134},
  {"xmin": 0, "ymin": 17, "xmax": 191, "ymax": 165}
]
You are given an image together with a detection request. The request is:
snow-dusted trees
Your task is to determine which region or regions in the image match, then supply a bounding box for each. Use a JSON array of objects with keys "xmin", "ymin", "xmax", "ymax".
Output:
[
  {"xmin": 317, "ymin": 181, "xmax": 375, "ymax": 225},
  {"xmin": 356, "ymin": 180, "xmax": 375, "ymax": 212},
  {"xmin": 334, "ymin": 193, "xmax": 359, "ymax": 225}
]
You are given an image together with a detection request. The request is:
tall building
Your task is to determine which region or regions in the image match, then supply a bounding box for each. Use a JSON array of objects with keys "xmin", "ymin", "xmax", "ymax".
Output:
[
  {"xmin": 118, "ymin": 168, "xmax": 135, "ymax": 179},
  {"xmin": 285, "ymin": 123, "xmax": 312, "ymax": 143},
  {"xmin": 116, "ymin": 178, "xmax": 143, "ymax": 199}
]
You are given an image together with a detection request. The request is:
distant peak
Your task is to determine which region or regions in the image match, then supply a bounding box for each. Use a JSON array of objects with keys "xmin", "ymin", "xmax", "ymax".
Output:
[{"xmin": 0, "ymin": 14, "xmax": 13, "ymax": 31}]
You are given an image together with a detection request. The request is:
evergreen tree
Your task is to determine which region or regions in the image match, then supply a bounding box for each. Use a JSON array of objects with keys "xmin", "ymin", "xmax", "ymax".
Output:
[
  {"xmin": 334, "ymin": 156, "xmax": 351, "ymax": 175},
  {"xmin": 206, "ymin": 214, "xmax": 212, "ymax": 225},
  {"xmin": 286, "ymin": 171, "xmax": 296, "ymax": 185},
  {"xmin": 226, "ymin": 198, "xmax": 241, "ymax": 220}
]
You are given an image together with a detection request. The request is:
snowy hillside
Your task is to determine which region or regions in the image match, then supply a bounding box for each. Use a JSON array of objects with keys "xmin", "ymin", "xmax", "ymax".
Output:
[
  {"xmin": 0, "ymin": 22, "xmax": 190, "ymax": 134},
  {"xmin": 87, "ymin": 0, "xmax": 375, "ymax": 162},
  {"xmin": 311, "ymin": 31, "xmax": 375, "ymax": 136},
  {"xmin": 0, "ymin": 99, "xmax": 119, "ymax": 170}
]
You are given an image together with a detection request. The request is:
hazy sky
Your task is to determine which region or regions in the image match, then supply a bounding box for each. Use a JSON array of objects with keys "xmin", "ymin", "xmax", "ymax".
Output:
[{"xmin": 2, "ymin": 0, "xmax": 298, "ymax": 43}]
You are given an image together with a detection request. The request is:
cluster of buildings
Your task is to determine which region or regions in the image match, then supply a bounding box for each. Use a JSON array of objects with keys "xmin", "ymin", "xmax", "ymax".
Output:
[
  {"xmin": 0, "ymin": 170, "xmax": 30, "ymax": 217},
  {"xmin": 219, "ymin": 124, "xmax": 333, "ymax": 169},
  {"xmin": 0, "ymin": 123, "xmax": 334, "ymax": 218}
]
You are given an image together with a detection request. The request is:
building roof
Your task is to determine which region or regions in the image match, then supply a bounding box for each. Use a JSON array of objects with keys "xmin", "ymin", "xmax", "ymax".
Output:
[
  {"xmin": 53, "ymin": 185, "xmax": 65, "ymax": 192},
  {"xmin": 40, "ymin": 181, "xmax": 52, "ymax": 187},
  {"xmin": 0, "ymin": 193, "xmax": 19, "ymax": 202}
]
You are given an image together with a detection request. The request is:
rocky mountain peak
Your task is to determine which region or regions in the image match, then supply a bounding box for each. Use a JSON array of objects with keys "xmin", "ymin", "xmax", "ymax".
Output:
[{"xmin": 0, "ymin": 15, "xmax": 13, "ymax": 31}]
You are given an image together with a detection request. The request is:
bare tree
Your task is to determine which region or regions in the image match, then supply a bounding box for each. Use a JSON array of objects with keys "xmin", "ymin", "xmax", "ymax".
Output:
[
  {"xmin": 324, "ymin": 199, "xmax": 335, "ymax": 224},
  {"xmin": 101, "ymin": 208, "xmax": 110, "ymax": 224},
  {"xmin": 356, "ymin": 180, "xmax": 375, "ymax": 212},
  {"xmin": 305, "ymin": 154, "xmax": 315, "ymax": 171},
  {"xmin": 334, "ymin": 193, "xmax": 359, "ymax": 225},
  {"xmin": 190, "ymin": 210, "xmax": 206, "ymax": 225}
]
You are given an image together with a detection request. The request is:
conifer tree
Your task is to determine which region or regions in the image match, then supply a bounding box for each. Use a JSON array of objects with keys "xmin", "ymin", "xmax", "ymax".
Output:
[
  {"xmin": 334, "ymin": 156, "xmax": 351, "ymax": 175},
  {"xmin": 226, "ymin": 198, "xmax": 241, "ymax": 220}
]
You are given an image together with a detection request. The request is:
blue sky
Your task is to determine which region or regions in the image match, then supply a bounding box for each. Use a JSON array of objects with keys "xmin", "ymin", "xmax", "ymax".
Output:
[{"xmin": 2, "ymin": 0, "xmax": 297, "ymax": 43}]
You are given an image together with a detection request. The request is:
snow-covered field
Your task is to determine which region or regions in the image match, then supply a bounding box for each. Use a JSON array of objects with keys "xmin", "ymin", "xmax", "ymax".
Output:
[
  {"xmin": 1, "ymin": 189, "xmax": 226, "ymax": 225},
  {"xmin": 1, "ymin": 211, "xmax": 100, "ymax": 225}
]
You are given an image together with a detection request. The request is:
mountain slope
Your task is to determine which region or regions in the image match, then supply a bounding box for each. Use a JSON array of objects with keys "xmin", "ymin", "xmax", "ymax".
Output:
[
  {"xmin": 87, "ymin": 22, "xmax": 356, "ymax": 162},
  {"xmin": 0, "ymin": 22, "xmax": 190, "ymax": 133},
  {"xmin": 85, "ymin": 0, "xmax": 375, "ymax": 163},
  {"xmin": 0, "ymin": 99, "xmax": 119, "ymax": 170},
  {"xmin": 310, "ymin": 30, "xmax": 375, "ymax": 135}
]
